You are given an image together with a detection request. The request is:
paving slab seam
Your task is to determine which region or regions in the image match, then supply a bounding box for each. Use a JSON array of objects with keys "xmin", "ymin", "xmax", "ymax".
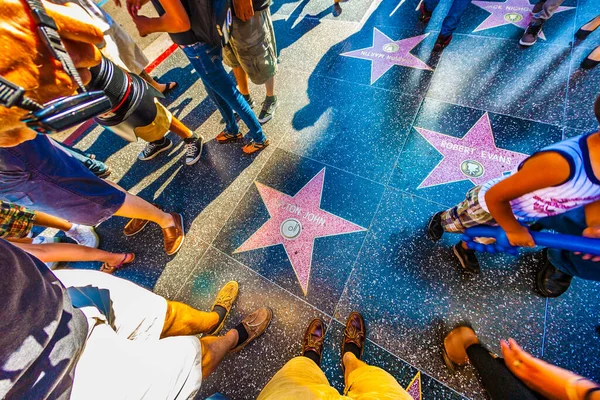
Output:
[
  {"xmin": 168, "ymin": 239, "xmax": 212, "ymax": 299},
  {"xmin": 209, "ymin": 243, "xmax": 337, "ymax": 320},
  {"xmin": 559, "ymin": 2, "xmax": 580, "ymax": 132},
  {"xmin": 541, "ymin": 298, "xmax": 549, "ymax": 357}
]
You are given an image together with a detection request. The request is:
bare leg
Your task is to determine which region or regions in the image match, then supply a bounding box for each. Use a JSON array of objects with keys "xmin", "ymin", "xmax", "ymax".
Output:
[
  {"xmin": 161, "ymin": 301, "xmax": 220, "ymax": 338},
  {"xmin": 232, "ymin": 67, "xmax": 250, "ymax": 96},
  {"xmin": 581, "ymin": 15, "xmax": 600, "ymax": 32},
  {"xmin": 113, "ymin": 192, "xmax": 175, "ymax": 229},
  {"xmin": 199, "ymin": 330, "xmax": 238, "ymax": 379},
  {"xmin": 265, "ymin": 76, "xmax": 275, "ymax": 97},
  {"xmin": 342, "ymin": 352, "xmax": 367, "ymax": 383},
  {"xmin": 32, "ymin": 210, "xmax": 72, "ymax": 231},
  {"xmin": 139, "ymin": 70, "xmax": 167, "ymax": 93},
  {"xmin": 12, "ymin": 242, "xmax": 128, "ymax": 264},
  {"xmin": 169, "ymin": 116, "xmax": 193, "ymax": 140},
  {"xmin": 588, "ymin": 44, "xmax": 600, "ymax": 62}
]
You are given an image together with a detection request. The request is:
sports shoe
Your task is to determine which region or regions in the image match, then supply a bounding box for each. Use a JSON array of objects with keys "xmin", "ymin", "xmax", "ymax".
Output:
[
  {"xmin": 83, "ymin": 158, "xmax": 111, "ymax": 179},
  {"xmin": 138, "ymin": 138, "xmax": 173, "ymax": 161},
  {"xmin": 163, "ymin": 212, "xmax": 185, "ymax": 255},
  {"xmin": 520, "ymin": 21, "xmax": 543, "ymax": 46},
  {"xmin": 230, "ymin": 307, "xmax": 273, "ymax": 353},
  {"xmin": 426, "ymin": 212, "xmax": 444, "ymax": 241},
  {"xmin": 419, "ymin": 2, "xmax": 433, "ymax": 23},
  {"xmin": 453, "ymin": 242, "xmax": 480, "ymax": 273},
  {"xmin": 216, "ymin": 130, "xmax": 243, "ymax": 143},
  {"xmin": 183, "ymin": 136, "xmax": 203, "ymax": 166},
  {"xmin": 66, "ymin": 224, "xmax": 100, "ymax": 248},
  {"xmin": 433, "ymin": 34, "xmax": 453, "ymax": 51},
  {"xmin": 258, "ymin": 96, "xmax": 278, "ymax": 124},
  {"xmin": 536, "ymin": 250, "xmax": 573, "ymax": 298},
  {"xmin": 242, "ymin": 139, "xmax": 270, "ymax": 154},
  {"xmin": 206, "ymin": 281, "xmax": 239, "ymax": 335}
]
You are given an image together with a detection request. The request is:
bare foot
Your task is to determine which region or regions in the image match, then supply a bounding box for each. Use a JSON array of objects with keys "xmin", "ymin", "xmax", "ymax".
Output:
[{"xmin": 444, "ymin": 326, "xmax": 479, "ymax": 365}]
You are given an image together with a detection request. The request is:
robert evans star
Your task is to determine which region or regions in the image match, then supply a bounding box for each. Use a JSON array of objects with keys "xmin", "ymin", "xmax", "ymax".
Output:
[
  {"xmin": 415, "ymin": 112, "xmax": 529, "ymax": 188},
  {"xmin": 341, "ymin": 28, "xmax": 433, "ymax": 84},
  {"xmin": 472, "ymin": 0, "xmax": 574, "ymax": 39},
  {"xmin": 234, "ymin": 169, "xmax": 366, "ymax": 295}
]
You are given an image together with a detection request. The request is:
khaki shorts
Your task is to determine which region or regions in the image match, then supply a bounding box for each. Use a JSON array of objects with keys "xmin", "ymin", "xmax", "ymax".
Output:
[{"xmin": 223, "ymin": 8, "xmax": 278, "ymax": 85}]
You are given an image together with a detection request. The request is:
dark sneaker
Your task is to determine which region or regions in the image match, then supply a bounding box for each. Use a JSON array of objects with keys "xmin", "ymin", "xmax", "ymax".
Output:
[
  {"xmin": 84, "ymin": 158, "xmax": 111, "ymax": 178},
  {"xmin": 333, "ymin": 2, "xmax": 342, "ymax": 17},
  {"xmin": 183, "ymin": 136, "xmax": 203, "ymax": 166},
  {"xmin": 433, "ymin": 34, "xmax": 452, "ymax": 51},
  {"xmin": 242, "ymin": 139, "xmax": 270, "ymax": 154},
  {"xmin": 536, "ymin": 250, "xmax": 573, "ymax": 297},
  {"xmin": 138, "ymin": 138, "xmax": 173, "ymax": 161},
  {"xmin": 453, "ymin": 242, "xmax": 480, "ymax": 273},
  {"xmin": 520, "ymin": 21, "xmax": 543, "ymax": 46},
  {"xmin": 419, "ymin": 2, "xmax": 433, "ymax": 23},
  {"xmin": 426, "ymin": 212, "xmax": 445, "ymax": 242},
  {"xmin": 216, "ymin": 130, "xmax": 243, "ymax": 143},
  {"xmin": 531, "ymin": 0, "xmax": 545, "ymax": 14},
  {"xmin": 258, "ymin": 96, "xmax": 278, "ymax": 124}
]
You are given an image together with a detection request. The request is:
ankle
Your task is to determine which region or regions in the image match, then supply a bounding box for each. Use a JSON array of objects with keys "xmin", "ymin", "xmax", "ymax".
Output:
[
  {"xmin": 226, "ymin": 329, "xmax": 239, "ymax": 350},
  {"xmin": 160, "ymin": 212, "xmax": 175, "ymax": 229}
]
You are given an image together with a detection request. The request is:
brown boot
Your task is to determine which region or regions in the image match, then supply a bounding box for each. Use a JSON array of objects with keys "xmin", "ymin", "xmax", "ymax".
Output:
[
  {"xmin": 123, "ymin": 203, "xmax": 161, "ymax": 236},
  {"xmin": 302, "ymin": 318, "xmax": 326, "ymax": 365},
  {"xmin": 230, "ymin": 307, "xmax": 273, "ymax": 353},
  {"xmin": 163, "ymin": 213, "xmax": 185, "ymax": 255},
  {"xmin": 442, "ymin": 324, "xmax": 479, "ymax": 372},
  {"xmin": 341, "ymin": 311, "xmax": 366, "ymax": 372}
]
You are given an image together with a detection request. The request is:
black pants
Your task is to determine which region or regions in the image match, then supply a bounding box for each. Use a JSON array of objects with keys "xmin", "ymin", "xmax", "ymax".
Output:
[{"xmin": 467, "ymin": 344, "xmax": 543, "ymax": 400}]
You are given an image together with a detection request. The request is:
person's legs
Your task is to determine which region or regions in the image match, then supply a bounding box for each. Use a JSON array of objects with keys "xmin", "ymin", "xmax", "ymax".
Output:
[
  {"xmin": 31, "ymin": 210, "xmax": 72, "ymax": 231},
  {"xmin": 532, "ymin": 0, "xmax": 566, "ymax": 22},
  {"xmin": 265, "ymin": 76, "xmax": 275, "ymax": 97},
  {"xmin": 233, "ymin": 66, "xmax": 250, "ymax": 96},
  {"xmin": 342, "ymin": 352, "xmax": 410, "ymax": 400},
  {"xmin": 440, "ymin": 0, "xmax": 472, "ymax": 36},
  {"xmin": 423, "ymin": 0, "xmax": 441, "ymax": 12},
  {"xmin": 161, "ymin": 301, "xmax": 220, "ymax": 337},
  {"xmin": 50, "ymin": 138, "xmax": 111, "ymax": 178},
  {"xmin": 257, "ymin": 356, "xmax": 341, "ymax": 399},
  {"xmin": 204, "ymin": 83, "xmax": 240, "ymax": 135},
  {"xmin": 169, "ymin": 115, "xmax": 193, "ymax": 139},
  {"xmin": 113, "ymin": 191, "xmax": 174, "ymax": 229},
  {"xmin": 12, "ymin": 242, "xmax": 129, "ymax": 265}
]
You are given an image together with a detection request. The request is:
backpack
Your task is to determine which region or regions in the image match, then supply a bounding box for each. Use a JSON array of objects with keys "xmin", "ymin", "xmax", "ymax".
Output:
[{"xmin": 188, "ymin": 0, "xmax": 233, "ymax": 47}]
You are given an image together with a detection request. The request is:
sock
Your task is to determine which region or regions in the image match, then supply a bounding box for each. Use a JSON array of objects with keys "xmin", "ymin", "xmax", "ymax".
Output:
[
  {"xmin": 151, "ymin": 137, "xmax": 167, "ymax": 145},
  {"xmin": 66, "ymin": 224, "xmax": 79, "ymax": 235},
  {"xmin": 184, "ymin": 133, "xmax": 199, "ymax": 143},
  {"xmin": 303, "ymin": 350, "xmax": 321, "ymax": 366},
  {"xmin": 242, "ymin": 94, "xmax": 252, "ymax": 102},
  {"xmin": 213, "ymin": 305, "xmax": 227, "ymax": 323},
  {"xmin": 234, "ymin": 323, "xmax": 249, "ymax": 348},
  {"xmin": 343, "ymin": 342, "xmax": 361, "ymax": 360}
]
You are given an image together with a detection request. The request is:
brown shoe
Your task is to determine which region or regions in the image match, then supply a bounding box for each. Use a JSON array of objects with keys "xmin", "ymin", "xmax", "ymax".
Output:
[
  {"xmin": 302, "ymin": 318, "xmax": 326, "ymax": 364},
  {"xmin": 242, "ymin": 139, "xmax": 270, "ymax": 154},
  {"xmin": 123, "ymin": 203, "xmax": 161, "ymax": 236},
  {"xmin": 206, "ymin": 281, "xmax": 239, "ymax": 336},
  {"xmin": 341, "ymin": 311, "xmax": 366, "ymax": 371},
  {"xmin": 230, "ymin": 307, "xmax": 273, "ymax": 353},
  {"xmin": 163, "ymin": 212, "xmax": 185, "ymax": 255}
]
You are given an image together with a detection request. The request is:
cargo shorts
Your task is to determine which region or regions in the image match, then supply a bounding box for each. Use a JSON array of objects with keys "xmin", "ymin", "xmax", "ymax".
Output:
[{"xmin": 223, "ymin": 8, "xmax": 278, "ymax": 85}]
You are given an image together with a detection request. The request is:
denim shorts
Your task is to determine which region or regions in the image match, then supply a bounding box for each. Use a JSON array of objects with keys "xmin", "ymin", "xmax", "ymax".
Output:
[{"xmin": 0, "ymin": 136, "xmax": 126, "ymax": 226}]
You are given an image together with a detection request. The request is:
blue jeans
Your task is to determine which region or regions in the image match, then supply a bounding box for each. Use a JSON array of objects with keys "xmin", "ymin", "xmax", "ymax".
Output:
[
  {"xmin": 424, "ymin": 0, "xmax": 472, "ymax": 36},
  {"xmin": 538, "ymin": 208, "xmax": 600, "ymax": 281},
  {"xmin": 180, "ymin": 42, "xmax": 266, "ymax": 143}
]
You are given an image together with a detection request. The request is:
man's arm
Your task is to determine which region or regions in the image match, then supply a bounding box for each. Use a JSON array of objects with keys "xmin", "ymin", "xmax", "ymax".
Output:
[
  {"xmin": 127, "ymin": 0, "xmax": 190, "ymax": 37},
  {"xmin": 484, "ymin": 152, "xmax": 571, "ymax": 247}
]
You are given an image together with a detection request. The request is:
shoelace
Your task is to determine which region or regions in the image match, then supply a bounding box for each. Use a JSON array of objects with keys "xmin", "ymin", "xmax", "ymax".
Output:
[
  {"xmin": 305, "ymin": 334, "xmax": 325, "ymax": 354},
  {"xmin": 344, "ymin": 325, "xmax": 364, "ymax": 344},
  {"xmin": 185, "ymin": 142, "xmax": 198, "ymax": 157},
  {"xmin": 143, "ymin": 142, "xmax": 159, "ymax": 156},
  {"xmin": 215, "ymin": 292, "xmax": 235, "ymax": 307}
]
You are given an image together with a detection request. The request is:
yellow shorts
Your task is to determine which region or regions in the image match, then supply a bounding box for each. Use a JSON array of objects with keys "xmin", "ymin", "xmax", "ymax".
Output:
[
  {"xmin": 257, "ymin": 356, "xmax": 412, "ymax": 400},
  {"xmin": 134, "ymin": 99, "xmax": 173, "ymax": 143}
]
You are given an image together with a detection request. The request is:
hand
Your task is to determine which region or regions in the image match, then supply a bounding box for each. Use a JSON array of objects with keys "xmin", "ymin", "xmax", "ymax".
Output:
[
  {"xmin": 125, "ymin": 0, "xmax": 150, "ymax": 17},
  {"xmin": 502, "ymin": 338, "xmax": 591, "ymax": 400},
  {"xmin": 574, "ymin": 226, "xmax": 600, "ymax": 262},
  {"xmin": 232, "ymin": 0, "xmax": 254, "ymax": 21},
  {"xmin": 130, "ymin": 13, "xmax": 154, "ymax": 37},
  {"xmin": 0, "ymin": 0, "xmax": 103, "ymax": 147},
  {"xmin": 505, "ymin": 226, "xmax": 535, "ymax": 247}
]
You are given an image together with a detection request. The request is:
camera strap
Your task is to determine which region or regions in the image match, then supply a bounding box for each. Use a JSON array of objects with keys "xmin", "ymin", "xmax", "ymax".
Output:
[{"xmin": 0, "ymin": 0, "xmax": 86, "ymax": 110}]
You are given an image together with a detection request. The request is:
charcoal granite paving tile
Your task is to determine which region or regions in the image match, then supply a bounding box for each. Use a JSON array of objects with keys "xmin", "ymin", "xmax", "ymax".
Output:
[
  {"xmin": 334, "ymin": 187, "xmax": 546, "ymax": 398},
  {"xmin": 272, "ymin": 0, "xmax": 375, "ymax": 24},
  {"xmin": 543, "ymin": 277, "xmax": 600, "ymax": 382},
  {"xmin": 213, "ymin": 149, "xmax": 383, "ymax": 315},
  {"xmin": 564, "ymin": 45, "xmax": 600, "ymax": 132},
  {"xmin": 389, "ymin": 98, "xmax": 564, "ymax": 206},
  {"xmin": 426, "ymin": 33, "xmax": 571, "ymax": 126},
  {"xmin": 166, "ymin": 246, "xmax": 331, "ymax": 399}
]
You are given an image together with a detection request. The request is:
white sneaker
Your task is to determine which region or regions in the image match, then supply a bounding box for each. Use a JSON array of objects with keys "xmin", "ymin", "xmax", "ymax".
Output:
[{"xmin": 66, "ymin": 224, "xmax": 100, "ymax": 248}]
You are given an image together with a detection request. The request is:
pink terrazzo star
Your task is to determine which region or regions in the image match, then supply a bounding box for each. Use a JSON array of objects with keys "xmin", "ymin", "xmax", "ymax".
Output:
[
  {"xmin": 234, "ymin": 169, "xmax": 366, "ymax": 295},
  {"xmin": 406, "ymin": 372, "xmax": 422, "ymax": 400},
  {"xmin": 415, "ymin": 112, "xmax": 529, "ymax": 189},
  {"xmin": 341, "ymin": 28, "xmax": 433, "ymax": 84},
  {"xmin": 472, "ymin": 0, "xmax": 574, "ymax": 40}
]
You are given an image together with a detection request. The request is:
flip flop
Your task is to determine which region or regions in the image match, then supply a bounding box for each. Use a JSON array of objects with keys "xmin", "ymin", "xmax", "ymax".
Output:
[
  {"xmin": 162, "ymin": 82, "xmax": 178, "ymax": 95},
  {"xmin": 100, "ymin": 253, "xmax": 135, "ymax": 274}
]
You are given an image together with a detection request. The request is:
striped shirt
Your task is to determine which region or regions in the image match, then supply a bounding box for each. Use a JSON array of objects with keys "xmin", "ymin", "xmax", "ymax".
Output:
[{"xmin": 478, "ymin": 132, "xmax": 600, "ymax": 222}]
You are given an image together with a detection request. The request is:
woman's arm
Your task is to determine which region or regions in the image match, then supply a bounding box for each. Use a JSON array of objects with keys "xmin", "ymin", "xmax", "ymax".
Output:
[
  {"xmin": 484, "ymin": 152, "xmax": 570, "ymax": 247},
  {"xmin": 128, "ymin": 0, "xmax": 191, "ymax": 36}
]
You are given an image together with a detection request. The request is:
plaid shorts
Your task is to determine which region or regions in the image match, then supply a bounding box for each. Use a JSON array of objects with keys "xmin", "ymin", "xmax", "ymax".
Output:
[
  {"xmin": 441, "ymin": 186, "xmax": 496, "ymax": 233},
  {"xmin": 0, "ymin": 201, "xmax": 36, "ymax": 239}
]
